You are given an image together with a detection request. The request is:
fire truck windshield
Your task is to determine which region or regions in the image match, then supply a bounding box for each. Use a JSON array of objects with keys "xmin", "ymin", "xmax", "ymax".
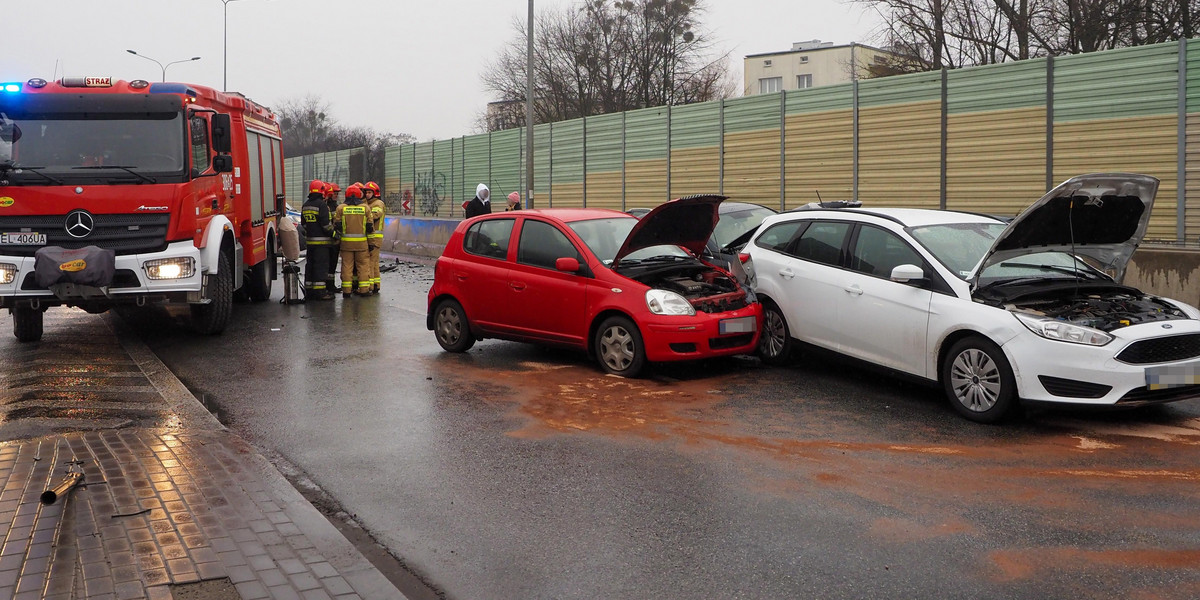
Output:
[{"xmin": 0, "ymin": 111, "xmax": 185, "ymax": 183}]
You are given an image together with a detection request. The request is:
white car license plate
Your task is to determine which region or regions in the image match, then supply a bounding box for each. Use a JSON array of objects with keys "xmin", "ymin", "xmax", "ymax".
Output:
[
  {"xmin": 0, "ymin": 232, "xmax": 46, "ymax": 245},
  {"xmin": 1145, "ymin": 363, "xmax": 1200, "ymax": 390},
  {"xmin": 719, "ymin": 316, "xmax": 756, "ymax": 334}
]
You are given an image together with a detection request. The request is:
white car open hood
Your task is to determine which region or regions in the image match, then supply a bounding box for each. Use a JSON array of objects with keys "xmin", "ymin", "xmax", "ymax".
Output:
[{"xmin": 970, "ymin": 173, "xmax": 1159, "ymax": 286}]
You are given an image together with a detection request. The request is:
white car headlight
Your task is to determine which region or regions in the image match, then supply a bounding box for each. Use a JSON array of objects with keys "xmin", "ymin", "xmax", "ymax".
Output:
[
  {"xmin": 646, "ymin": 289, "xmax": 695, "ymax": 316},
  {"xmin": 1013, "ymin": 312, "xmax": 1113, "ymax": 346}
]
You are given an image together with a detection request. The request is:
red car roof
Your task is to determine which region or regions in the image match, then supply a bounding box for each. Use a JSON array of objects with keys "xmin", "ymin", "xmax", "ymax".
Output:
[{"xmin": 514, "ymin": 208, "xmax": 631, "ymax": 223}]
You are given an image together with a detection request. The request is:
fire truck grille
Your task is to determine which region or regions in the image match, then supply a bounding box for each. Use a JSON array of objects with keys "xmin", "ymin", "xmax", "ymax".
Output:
[{"xmin": 0, "ymin": 214, "xmax": 171, "ymax": 257}]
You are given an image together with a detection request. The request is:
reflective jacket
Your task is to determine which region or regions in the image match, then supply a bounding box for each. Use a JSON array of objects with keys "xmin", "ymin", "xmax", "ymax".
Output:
[
  {"xmin": 334, "ymin": 199, "xmax": 370, "ymax": 251},
  {"xmin": 366, "ymin": 197, "xmax": 386, "ymax": 247},
  {"xmin": 301, "ymin": 194, "xmax": 336, "ymax": 246}
]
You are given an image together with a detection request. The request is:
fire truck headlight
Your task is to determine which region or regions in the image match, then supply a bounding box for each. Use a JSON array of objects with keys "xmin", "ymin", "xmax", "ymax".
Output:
[
  {"xmin": 144, "ymin": 257, "xmax": 194, "ymax": 280},
  {"xmin": 0, "ymin": 263, "xmax": 16, "ymax": 285}
]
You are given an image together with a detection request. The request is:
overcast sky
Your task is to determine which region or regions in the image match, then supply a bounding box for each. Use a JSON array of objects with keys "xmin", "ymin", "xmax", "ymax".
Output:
[{"xmin": 6, "ymin": 1, "xmax": 880, "ymax": 141}]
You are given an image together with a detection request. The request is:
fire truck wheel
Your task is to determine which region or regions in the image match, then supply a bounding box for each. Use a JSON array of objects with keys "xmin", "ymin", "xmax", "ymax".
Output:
[
  {"xmin": 12, "ymin": 305, "xmax": 44, "ymax": 343},
  {"xmin": 246, "ymin": 241, "xmax": 275, "ymax": 302},
  {"xmin": 191, "ymin": 251, "xmax": 233, "ymax": 335}
]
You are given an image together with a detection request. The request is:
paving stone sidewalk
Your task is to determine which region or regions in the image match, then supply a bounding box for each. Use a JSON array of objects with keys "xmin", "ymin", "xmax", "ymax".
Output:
[{"xmin": 0, "ymin": 310, "xmax": 406, "ymax": 600}]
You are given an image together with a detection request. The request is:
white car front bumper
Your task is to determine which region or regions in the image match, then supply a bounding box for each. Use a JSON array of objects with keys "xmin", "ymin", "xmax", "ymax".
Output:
[{"xmin": 1004, "ymin": 320, "xmax": 1200, "ymax": 406}]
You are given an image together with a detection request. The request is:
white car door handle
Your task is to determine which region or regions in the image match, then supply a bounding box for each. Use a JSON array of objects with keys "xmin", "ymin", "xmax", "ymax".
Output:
[
  {"xmin": 844, "ymin": 286, "xmax": 863, "ymax": 295},
  {"xmin": 778, "ymin": 268, "xmax": 795, "ymax": 279}
]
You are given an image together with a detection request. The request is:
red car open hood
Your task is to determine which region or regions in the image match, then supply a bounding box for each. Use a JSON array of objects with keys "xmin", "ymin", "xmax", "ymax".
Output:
[{"xmin": 612, "ymin": 195, "xmax": 726, "ymax": 266}]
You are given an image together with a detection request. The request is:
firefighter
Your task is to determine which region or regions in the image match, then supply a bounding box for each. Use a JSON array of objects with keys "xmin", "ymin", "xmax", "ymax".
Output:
[
  {"xmin": 301, "ymin": 180, "xmax": 336, "ymax": 300},
  {"xmin": 363, "ymin": 181, "xmax": 386, "ymax": 294},
  {"xmin": 334, "ymin": 184, "xmax": 373, "ymax": 298},
  {"xmin": 323, "ymin": 182, "xmax": 341, "ymax": 292}
]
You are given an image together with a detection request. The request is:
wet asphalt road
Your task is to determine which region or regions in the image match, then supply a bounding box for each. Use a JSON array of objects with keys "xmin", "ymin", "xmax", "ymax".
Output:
[{"xmin": 39, "ymin": 259, "xmax": 1200, "ymax": 599}]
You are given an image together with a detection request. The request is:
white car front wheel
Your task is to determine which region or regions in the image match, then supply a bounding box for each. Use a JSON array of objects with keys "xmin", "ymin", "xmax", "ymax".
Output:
[{"xmin": 941, "ymin": 336, "xmax": 1017, "ymax": 423}]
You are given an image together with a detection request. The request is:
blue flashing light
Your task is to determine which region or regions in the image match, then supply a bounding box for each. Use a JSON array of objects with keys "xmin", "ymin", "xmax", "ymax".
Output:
[
  {"xmin": 1, "ymin": 83, "xmax": 20, "ymax": 93},
  {"xmin": 148, "ymin": 83, "xmax": 191, "ymax": 95}
]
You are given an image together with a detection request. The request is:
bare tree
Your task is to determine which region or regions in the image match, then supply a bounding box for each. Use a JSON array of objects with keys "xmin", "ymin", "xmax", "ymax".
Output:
[
  {"xmin": 481, "ymin": 0, "xmax": 733, "ymax": 129},
  {"xmin": 276, "ymin": 95, "xmax": 414, "ymax": 183},
  {"xmin": 277, "ymin": 95, "xmax": 335, "ymax": 158},
  {"xmin": 860, "ymin": 0, "xmax": 1198, "ymax": 74}
]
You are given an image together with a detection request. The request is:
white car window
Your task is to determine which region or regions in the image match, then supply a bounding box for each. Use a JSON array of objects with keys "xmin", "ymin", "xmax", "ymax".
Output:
[
  {"xmin": 793, "ymin": 222, "xmax": 851, "ymax": 266},
  {"xmin": 850, "ymin": 226, "xmax": 924, "ymax": 278},
  {"xmin": 754, "ymin": 221, "xmax": 806, "ymax": 253}
]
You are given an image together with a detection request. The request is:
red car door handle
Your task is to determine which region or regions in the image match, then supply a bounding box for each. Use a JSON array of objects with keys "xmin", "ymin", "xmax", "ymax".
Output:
[
  {"xmin": 455, "ymin": 274, "xmax": 468, "ymax": 281},
  {"xmin": 510, "ymin": 282, "xmax": 526, "ymax": 291}
]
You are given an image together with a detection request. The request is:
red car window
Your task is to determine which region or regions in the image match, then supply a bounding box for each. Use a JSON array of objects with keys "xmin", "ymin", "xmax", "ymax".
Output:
[
  {"xmin": 464, "ymin": 218, "xmax": 515, "ymax": 259},
  {"xmin": 517, "ymin": 220, "xmax": 581, "ymax": 269}
]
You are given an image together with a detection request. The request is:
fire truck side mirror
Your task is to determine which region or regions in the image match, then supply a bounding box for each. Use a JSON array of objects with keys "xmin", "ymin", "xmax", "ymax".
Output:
[
  {"xmin": 0, "ymin": 123, "xmax": 20, "ymax": 144},
  {"xmin": 212, "ymin": 155, "xmax": 234, "ymax": 173},
  {"xmin": 211, "ymin": 114, "xmax": 232, "ymax": 154}
]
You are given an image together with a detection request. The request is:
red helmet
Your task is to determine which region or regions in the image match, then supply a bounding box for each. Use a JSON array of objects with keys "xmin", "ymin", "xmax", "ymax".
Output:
[
  {"xmin": 309, "ymin": 179, "xmax": 325, "ymax": 194},
  {"xmin": 321, "ymin": 182, "xmax": 334, "ymax": 198},
  {"xmin": 344, "ymin": 184, "xmax": 363, "ymax": 199},
  {"xmin": 364, "ymin": 181, "xmax": 380, "ymax": 195}
]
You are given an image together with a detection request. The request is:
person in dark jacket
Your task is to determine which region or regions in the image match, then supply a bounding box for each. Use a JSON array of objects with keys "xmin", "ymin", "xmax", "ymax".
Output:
[
  {"xmin": 301, "ymin": 180, "xmax": 336, "ymax": 300},
  {"xmin": 465, "ymin": 183, "xmax": 492, "ymax": 218}
]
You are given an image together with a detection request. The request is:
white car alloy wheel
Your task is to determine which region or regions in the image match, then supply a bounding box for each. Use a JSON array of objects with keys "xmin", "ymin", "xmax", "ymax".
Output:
[
  {"xmin": 942, "ymin": 337, "xmax": 1016, "ymax": 423},
  {"xmin": 949, "ymin": 348, "xmax": 1001, "ymax": 412},
  {"xmin": 757, "ymin": 303, "xmax": 792, "ymax": 366}
]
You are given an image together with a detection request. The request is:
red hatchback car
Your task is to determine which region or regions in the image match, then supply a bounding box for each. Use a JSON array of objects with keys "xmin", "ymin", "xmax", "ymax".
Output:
[{"xmin": 426, "ymin": 195, "xmax": 763, "ymax": 377}]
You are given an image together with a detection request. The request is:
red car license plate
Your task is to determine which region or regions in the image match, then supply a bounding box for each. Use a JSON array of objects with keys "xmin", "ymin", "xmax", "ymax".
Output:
[{"xmin": 719, "ymin": 316, "xmax": 756, "ymax": 334}]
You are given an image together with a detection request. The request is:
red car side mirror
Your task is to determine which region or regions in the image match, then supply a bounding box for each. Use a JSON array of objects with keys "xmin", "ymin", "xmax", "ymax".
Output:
[{"xmin": 555, "ymin": 257, "xmax": 580, "ymax": 273}]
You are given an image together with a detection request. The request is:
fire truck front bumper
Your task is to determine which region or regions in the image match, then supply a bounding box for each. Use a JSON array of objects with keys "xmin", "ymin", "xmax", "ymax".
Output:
[{"xmin": 0, "ymin": 241, "xmax": 204, "ymax": 309}]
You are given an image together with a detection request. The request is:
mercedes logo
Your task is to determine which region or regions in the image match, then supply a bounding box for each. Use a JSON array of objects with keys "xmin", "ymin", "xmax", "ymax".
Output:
[{"xmin": 64, "ymin": 210, "xmax": 94, "ymax": 239}]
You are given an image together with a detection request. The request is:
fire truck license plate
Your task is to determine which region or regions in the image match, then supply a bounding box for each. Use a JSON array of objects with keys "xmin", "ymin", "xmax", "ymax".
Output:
[{"xmin": 0, "ymin": 232, "xmax": 46, "ymax": 245}]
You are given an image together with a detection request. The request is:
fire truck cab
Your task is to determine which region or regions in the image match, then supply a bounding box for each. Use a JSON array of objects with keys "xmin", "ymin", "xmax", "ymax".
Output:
[{"xmin": 0, "ymin": 77, "xmax": 285, "ymax": 341}]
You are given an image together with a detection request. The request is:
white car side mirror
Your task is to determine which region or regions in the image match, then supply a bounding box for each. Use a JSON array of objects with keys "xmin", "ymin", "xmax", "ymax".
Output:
[{"xmin": 890, "ymin": 264, "xmax": 924, "ymax": 283}]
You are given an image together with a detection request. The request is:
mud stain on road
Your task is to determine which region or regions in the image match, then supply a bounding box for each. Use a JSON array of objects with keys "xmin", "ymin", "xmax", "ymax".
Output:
[
  {"xmin": 989, "ymin": 548, "xmax": 1200, "ymax": 581},
  {"xmin": 869, "ymin": 516, "xmax": 977, "ymax": 543}
]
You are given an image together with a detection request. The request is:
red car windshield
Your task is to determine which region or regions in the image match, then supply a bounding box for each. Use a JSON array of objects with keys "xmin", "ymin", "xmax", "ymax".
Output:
[{"xmin": 568, "ymin": 217, "xmax": 688, "ymax": 265}]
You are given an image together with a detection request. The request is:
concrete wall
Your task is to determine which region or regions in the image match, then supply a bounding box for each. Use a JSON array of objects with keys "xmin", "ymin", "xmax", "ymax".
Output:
[
  {"xmin": 382, "ymin": 215, "xmax": 1200, "ymax": 306},
  {"xmin": 1126, "ymin": 248, "xmax": 1200, "ymax": 306},
  {"xmin": 381, "ymin": 216, "xmax": 459, "ymax": 259}
]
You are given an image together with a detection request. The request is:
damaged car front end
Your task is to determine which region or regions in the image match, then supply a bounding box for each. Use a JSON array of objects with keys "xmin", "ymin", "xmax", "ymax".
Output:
[{"xmin": 967, "ymin": 173, "xmax": 1200, "ymax": 409}]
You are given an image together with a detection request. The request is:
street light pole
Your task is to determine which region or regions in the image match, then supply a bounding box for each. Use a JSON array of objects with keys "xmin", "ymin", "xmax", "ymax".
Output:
[
  {"xmin": 221, "ymin": 0, "xmax": 244, "ymax": 91},
  {"xmin": 525, "ymin": 0, "xmax": 534, "ymax": 208},
  {"xmin": 127, "ymin": 50, "xmax": 201, "ymax": 82}
]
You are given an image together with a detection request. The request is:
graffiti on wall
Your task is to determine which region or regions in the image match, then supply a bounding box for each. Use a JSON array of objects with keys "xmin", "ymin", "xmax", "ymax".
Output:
[
  {"xmin": 416, "ymin": 171, "xmax": 447, "ymax": 216},
  {"xmin": 312, "ymin": 165, "xmax": 350, "ymax": 186}
]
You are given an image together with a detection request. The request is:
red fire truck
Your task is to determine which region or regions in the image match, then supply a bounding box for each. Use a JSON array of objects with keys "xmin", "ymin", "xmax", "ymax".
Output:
[{"xmin": 0, "ymin": 77, "xmax": 284, "ymax": 341}]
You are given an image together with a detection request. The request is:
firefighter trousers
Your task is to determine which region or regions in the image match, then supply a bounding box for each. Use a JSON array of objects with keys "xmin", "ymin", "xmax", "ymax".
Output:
[
  {"xmin": 368, "ymin": 244, "xmax": 381, "ymax": 290},
  {"xmin": 326, "ymin": 244, "xmax": 340, "ymax": 289},
  {"xmin": 340, "ymin": 249, "xmax": 373, "ymax": 294},
  {"xmin": 304, "ymin": 243, "xmax": 330, "ymax": 289}
]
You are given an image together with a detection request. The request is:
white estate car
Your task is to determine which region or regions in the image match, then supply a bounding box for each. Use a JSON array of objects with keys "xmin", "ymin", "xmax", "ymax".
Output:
[{"xmin": 747, "ymin": 173, "xmax": 1200, "ymax": 423}]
